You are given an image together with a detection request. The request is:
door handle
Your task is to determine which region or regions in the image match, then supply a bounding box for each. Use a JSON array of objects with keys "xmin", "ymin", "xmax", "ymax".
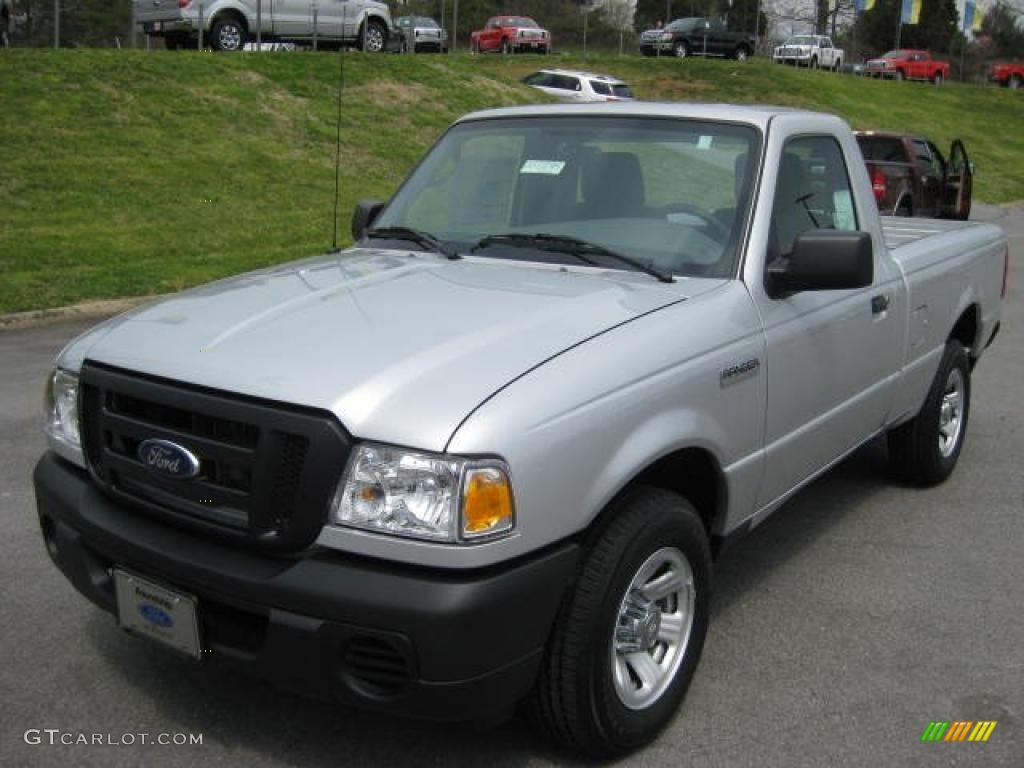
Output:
[{"xmin": 871, "ymin": 294, "xmax": 890, "ymax": 315}]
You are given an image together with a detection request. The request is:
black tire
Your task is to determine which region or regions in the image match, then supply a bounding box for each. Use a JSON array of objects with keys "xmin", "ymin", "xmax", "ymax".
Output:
[
  {"xmin": 888, "ymin": 340, "xmax": 971, "ymax": 486},
  {"xmin": 734, "ymin": 45, "xmax": 750, "ymax": 61},
  {"xmin": 360, "ymin": 19, "xmax": 386, "ymax": 53},
  {"xmin": 210, "ymin": 16, "xmax": 246, "ymax": 52},
  {"xmin": 1010, "ymin": 75, "xmax": 1022, "ymax": 90},
  {"xmin": 501, "ymin": 37, "xmax": 511, "ymax": 55},
  {"xmin": 896, "ymin": 200, "xmax": 913, "ymax": 217},
  {"xmin": 933, "ymin": 71, "xmax": 944, "ymax": 85},
  {"xmin": 810, "ymin": 55, "xmax": 818, "ymax": 69},
  {"xmin": 833, "ymin": 59, "xmax": 842, "ymax": 72},
  {"xmin": 674, "ymin": 41, "xmax": 688, "ymax": 58},
  {"xmin": 1, "ymin": 12, "xmax": 10, "ymax": 48},
  {"xmin": 529, "ymin": 487, "xmax": 712, "ymax": 758},
  {"xmin": 894, "ymin": 69, "xmax": 905, "ymax": 81}
]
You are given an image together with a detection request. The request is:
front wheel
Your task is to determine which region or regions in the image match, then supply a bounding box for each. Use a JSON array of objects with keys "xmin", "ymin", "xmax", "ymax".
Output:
[
  {"xmin": 888, "ymin": 340, "xmax": 971, "ymax": 486},
  {"xmin": 529, "ymin": 487, "xmax": 711, "ymax": 757},
  {"xmin": 734, "ymin": 46, "xmax": 750, "ymax": 62},
  {"xmin": 210, "ymin": 17, "xmax": 246, "ymax": 51},
  {"xmin": 810, "ymin": 56, "xmax": 818, "ymax": 69},
  {"xmin": 1010, "ymin": 75, "xmax": 1022, "ymax": 89},
  {"xmin": 501, "ymin": 37, "xmax": 512, "ymax": 55},
  {"xmin": 674, "ymin": 41, "xmax": 688, "ymax": 58},
  {"xmin": 360, "ymin": 19, "xmax": 386, "ymax": 53},
  {"xmin": 933, "ymin": 71, "xmax": 944, "ymax": 85}
]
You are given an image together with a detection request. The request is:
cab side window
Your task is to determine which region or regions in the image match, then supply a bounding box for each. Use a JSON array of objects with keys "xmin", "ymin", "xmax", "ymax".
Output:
[{"xmin": 770, "ymin": 135, "xmax": 859, "ymax": 260}]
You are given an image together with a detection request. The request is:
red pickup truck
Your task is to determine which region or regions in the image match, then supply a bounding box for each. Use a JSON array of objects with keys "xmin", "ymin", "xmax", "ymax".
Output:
[
  {"xmin": 990, "ymin": 62, "xmax": 1024, "ymax": 89},
  {"xmin": 470, "ymin": 16, "xmax": 551, "ymax": 54},
  {"xmin": 865, "ymin": 49, "xmax": 950, "ymax": 84},
  {"xmin": 855, "ymin": 131, "xmax": 973, "ymax": 220}
]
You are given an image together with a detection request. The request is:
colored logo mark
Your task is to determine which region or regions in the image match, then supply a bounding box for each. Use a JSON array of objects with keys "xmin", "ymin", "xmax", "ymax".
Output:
[{"xmin": 921, "ymin": 721, "xmax": 997, "ymax": 742}]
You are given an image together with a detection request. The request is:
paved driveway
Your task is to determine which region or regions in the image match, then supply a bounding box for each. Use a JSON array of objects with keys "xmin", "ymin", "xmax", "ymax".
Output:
[{"xmin": 1, "ymin": 207, "xmax": 1021, "ymax": 767}]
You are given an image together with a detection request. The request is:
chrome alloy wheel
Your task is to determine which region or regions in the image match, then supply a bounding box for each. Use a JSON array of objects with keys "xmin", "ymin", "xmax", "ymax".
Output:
[
  {"xmin": 217, "ymin": 23, "xmax": 242, "ymax": 51},
  {"xmin": 364, "ymin": 24, "xmax": 385, "ymax": 52},
  {"xmin": 938, "ymin": 368, "xmax": 965, "ymax": 458},
  {"xmin": 611, "ymin": 547, "xmax": 695, "ymax": 710}
]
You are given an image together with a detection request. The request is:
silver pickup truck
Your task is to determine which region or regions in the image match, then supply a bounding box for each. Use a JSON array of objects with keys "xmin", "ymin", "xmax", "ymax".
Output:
[
  {"xmin": 134, "ymin": 0, "xmax": 392, "ymax": 52},
  {"xmin": 35, "ymin": 103, "xmax": 1006, "ymax": 756}
]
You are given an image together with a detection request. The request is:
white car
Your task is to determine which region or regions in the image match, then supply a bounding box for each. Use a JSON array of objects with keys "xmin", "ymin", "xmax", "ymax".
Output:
[
  {"xmin": 522, "ymin": 69, "xmax": 635, "ymax": 103},
  {"xmin": 773, "ymin": 35, "xmax": 844, "ymax": 70}
]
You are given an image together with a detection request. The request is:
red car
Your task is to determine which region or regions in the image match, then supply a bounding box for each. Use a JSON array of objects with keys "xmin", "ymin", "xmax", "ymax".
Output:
[
  {"xmin": 865, "ymin": 49, "xmax": 950, "ymax": 84},
  {"xmin": 990, "ymin": 62, "xmax": 1024, "ymax": 89},
  {"xmin": 470, "ymin": 16, "xmax": 550, "ymax": 55}
]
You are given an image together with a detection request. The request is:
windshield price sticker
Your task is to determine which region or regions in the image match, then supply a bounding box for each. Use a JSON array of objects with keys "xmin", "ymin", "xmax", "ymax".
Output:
[
  {"xmin": 696, "ymin": 135, "xmax": 713, "ymax": 150},
  {"xmin": 520, "ymin": 160, "xmax": 566, "ymax": 175}
]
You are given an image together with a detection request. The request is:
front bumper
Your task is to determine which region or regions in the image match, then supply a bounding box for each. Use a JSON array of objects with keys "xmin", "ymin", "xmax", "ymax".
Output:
[{"xmin": 34, "ymin": 452, "xmax": 579, "ymax": 721}]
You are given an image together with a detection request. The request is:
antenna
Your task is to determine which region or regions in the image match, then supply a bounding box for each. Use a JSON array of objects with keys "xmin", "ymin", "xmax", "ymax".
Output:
[{"xmin": 330, "ymin": 5, "xmax": 347, "ymax": 251}]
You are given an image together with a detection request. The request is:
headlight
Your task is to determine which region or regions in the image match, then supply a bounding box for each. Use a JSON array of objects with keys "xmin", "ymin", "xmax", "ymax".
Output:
[
  {"xmin": 330, "ymin": 444, "xmax": 515, "ymax": 543},
  {"xmin": 44, "ymin": 368, "xmax": 86, "ymax": 467},
  {"xmin": 661, "ymin": 32, "xmax": 673, "ymax": 41}
]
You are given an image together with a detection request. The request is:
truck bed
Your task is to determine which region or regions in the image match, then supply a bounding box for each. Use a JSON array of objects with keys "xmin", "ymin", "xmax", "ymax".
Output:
[{"xmin": 881, "ymin": 217, "xmax": 979, "ymax": 250}]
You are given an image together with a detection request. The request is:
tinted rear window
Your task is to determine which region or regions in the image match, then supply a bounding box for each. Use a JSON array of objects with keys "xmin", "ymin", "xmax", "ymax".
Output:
[
  {"xmin": 590, "ymin": 80, "xmax": 612, "ymax": 96},
  {"xmin": 857, "ymin": 137, "xmax": 908, "ymax": 163},
  {"xmin": 612, "ymin": 84, "xmax": 634, "ymax": 98}
]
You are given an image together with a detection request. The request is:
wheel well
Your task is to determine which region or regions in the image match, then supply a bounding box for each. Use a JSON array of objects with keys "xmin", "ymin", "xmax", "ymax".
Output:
[
  {"xmin": 212, "ymin": 10, "xmax": 247, "ymax": 33},
  {"xmin": 949, "ymin": 305, "xmax": 979, "ymax": 355},
  {"xmin": 628, "ymin": 448, "xmax": 725, "ymax": 536}
]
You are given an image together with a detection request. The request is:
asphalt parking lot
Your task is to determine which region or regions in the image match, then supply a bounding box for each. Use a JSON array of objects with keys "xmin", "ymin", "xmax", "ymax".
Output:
[{"xmin": 1, "ymin": 205, "xmax": 1021, "ymax": 767}]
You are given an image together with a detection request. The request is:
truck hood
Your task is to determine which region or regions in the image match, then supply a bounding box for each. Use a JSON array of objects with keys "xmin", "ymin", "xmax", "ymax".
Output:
[{"xmin": 63, "ymin": 248, "xmax": 723, "ymax": 452}]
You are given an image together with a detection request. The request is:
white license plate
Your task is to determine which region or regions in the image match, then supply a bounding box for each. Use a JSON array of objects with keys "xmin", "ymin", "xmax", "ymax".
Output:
[{"xmin": 113, "ymin": 569, "xmax": 201, "ymax": 658}]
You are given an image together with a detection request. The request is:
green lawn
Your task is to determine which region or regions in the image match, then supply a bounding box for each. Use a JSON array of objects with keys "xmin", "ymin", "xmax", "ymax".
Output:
[{"xmin": 1, "ymin": 50, "xmax": 1022, "ymax": 313}]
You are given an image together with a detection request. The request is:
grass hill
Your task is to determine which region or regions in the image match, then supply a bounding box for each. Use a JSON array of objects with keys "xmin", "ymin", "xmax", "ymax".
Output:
[{"xmin": 1, "ymin": 50, "xmax": 1022, "ymax": 313}]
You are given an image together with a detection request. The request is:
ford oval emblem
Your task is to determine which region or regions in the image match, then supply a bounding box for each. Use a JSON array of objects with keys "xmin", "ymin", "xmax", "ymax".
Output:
[
  {"xmin": 137, "ymin": 439, "xmax": 201, "ymax": 480},
  {"xmin": 139, "ymin": 603, "xmax": 174, "ymax": 628}
]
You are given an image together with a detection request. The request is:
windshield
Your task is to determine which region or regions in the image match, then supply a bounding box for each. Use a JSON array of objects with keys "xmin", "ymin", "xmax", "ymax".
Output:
[
  {"xmin": 883, "ymin": 50, "xmax": 909, "ymax": 58},
  {"xmin": 667, "ymin": 18, "xmax": 700, "ymax": 31},
  {"xmin": 415, "ymin": 17, "xmax": 439, "ymax": 28},
  {"xmin": 786, "ymin": 36, "xmax": 816, "ymax": 45},
  {"xmin": 502, "ymin": 17, "xmax": 538, "ymax": 28},
  {"xmin": 372, "ymin": 117, "xmax": 760, "ymax": 279}
]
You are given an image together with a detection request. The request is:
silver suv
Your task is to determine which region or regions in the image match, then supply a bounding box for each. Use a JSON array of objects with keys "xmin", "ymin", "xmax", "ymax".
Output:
[{"xmin": 133, "ymin": 0, "xmax": 392, "ymax": 52}]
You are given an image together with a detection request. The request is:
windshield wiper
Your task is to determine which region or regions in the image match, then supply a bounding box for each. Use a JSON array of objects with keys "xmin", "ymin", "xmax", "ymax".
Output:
[
  {"xmin": 471, "ymin": 233, "xmax": 674, "ymax": 284},
  {"xmin": 364, "ymin": 226, "xmax": 461, "ymax": 260}
]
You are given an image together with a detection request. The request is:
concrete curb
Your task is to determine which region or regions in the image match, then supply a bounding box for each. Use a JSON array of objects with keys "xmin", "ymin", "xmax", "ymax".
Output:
[{"xmin": 0, "ymin": 296, "xmax": 160, "ymax": 332}]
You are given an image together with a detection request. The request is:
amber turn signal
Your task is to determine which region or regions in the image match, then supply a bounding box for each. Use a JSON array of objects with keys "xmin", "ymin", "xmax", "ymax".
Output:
[{"xmin": 462, "ymin": 465, "xmax": 515, "ymax": 538}]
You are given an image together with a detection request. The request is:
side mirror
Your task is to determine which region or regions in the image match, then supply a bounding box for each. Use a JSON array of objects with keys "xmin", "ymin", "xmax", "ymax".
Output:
[
  {"xmin": 351, "ymin": 199, "xmax": 386, "ymax": 242},
  {"xmin": 766, "ymin": 230, "xmax": 873, "ymax": 296}
]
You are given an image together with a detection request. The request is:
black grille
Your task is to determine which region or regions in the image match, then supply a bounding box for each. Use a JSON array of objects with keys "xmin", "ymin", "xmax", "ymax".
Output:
[
  {"xmin": 79, "ymin": 361, "xmax": 349, "ymax": 552},
  {"xmin": 343, "ymin": 637, "xmax": 412, "ymax": 698}
]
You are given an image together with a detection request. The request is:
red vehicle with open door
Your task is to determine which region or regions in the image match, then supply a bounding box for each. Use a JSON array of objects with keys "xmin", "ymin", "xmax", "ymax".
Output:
[
  {"xmin": 469, "ymin": 16, "xmax": 551, "ymax": 54},
  {"xmin": 855, "ymin": 131, "xmax": 973, "ymax": 220}
]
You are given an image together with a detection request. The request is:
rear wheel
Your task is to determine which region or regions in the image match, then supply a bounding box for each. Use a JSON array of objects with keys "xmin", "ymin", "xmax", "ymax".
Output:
[
  {"xmin": 933, "ymin": 71, "xmax": 944, "ymax": 85},
  {"xmin": 888, "ymin": 340, "xmax": 971, "ymax": 486},
  {"xmin": 529, "ymin": 487, "xmax": 711, "ymax": 757},
  {"xmin": 360, "ymin": 19, "xmax": 386, "ymax": 52},
  {"xmin": 1, "ymin": 12, "xmax": 10, "ymax": 48},
  {"xmin": 1008, "ymin": 74, "xmax": 1021, "ymax": 89},
  {"xmin": 501, "ymin": 37, "xmax": 511, "ymax": 55},
  {"xmin": 734, "ymin": 45, "xmax": 750, "ymax": 62},
  {"xmin": 833, "ymin": 59, "xmax": 842, "ymax": 72},
  {"xmin": 210, "ymin": 16, "xmax": 246, "ymax": 52},
  {"xmin": 894, "ymin": 69, "xmax": 905, "ymax": 81},
  {"xmin": 810, "ymin": 55, "xmax": 818, "ymax": 69},
  {"xmin": 674, "ymin": 41, "xmax": 688, "ymax": 58},
  {"xmin": 896, "ymin": 200, "xmax": 914, "ymax": 217}
]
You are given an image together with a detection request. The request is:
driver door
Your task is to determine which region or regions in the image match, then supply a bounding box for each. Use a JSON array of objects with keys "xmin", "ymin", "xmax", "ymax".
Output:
[{"xmin": 944, "ymin": 140, "xmax": 973, "ymax": 220}]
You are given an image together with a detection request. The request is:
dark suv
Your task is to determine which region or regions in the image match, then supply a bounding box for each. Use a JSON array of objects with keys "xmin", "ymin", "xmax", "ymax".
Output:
[{"xmin": 640, "ymin": 17, "xmax": 753, "ymax": 60}]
